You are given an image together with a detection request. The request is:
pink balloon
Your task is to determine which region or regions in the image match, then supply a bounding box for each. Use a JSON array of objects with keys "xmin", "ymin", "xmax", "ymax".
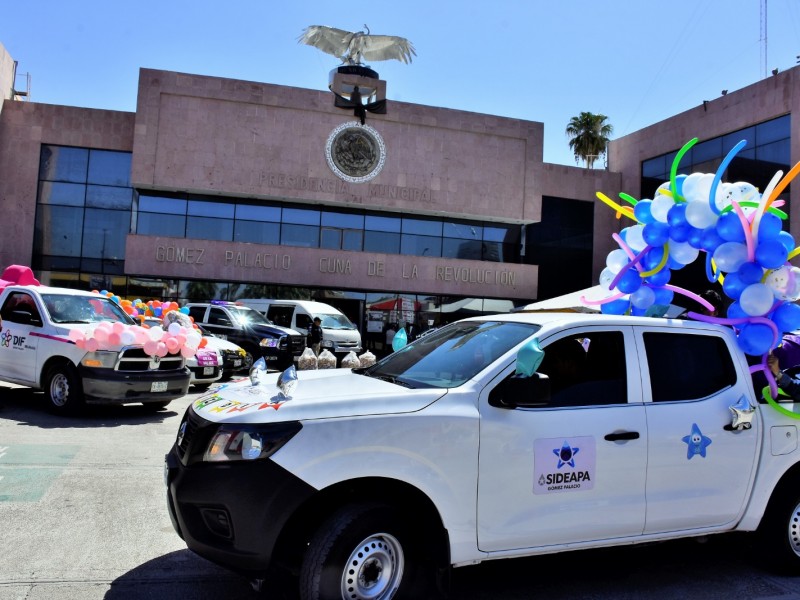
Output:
[
  {"xmin": 112, "ymin": 322, "xmax": 126, "ymax": 334},
  {"xmin": 181, "ymin": 345, "xmax": 196, "ymax": 358},
  {"xmin": 107, "ymin": 332, "xmax": 121, "ymax": 346},
  {"xmin": 93, "ymin": 327, "xmax": 108, "ymax": 343},
  {"xmin": 156, "ymin": 342, "xmax": 168, "ymax": 357},
  {"xmin": 75, "ymin": 338, "xmax": 85, "ymax": 349},
  {"xmin": 85, "ymin": 338, "xmax": 99, "ymax": 352},
  {"xmin": 143, "ymin": 340, "xmax": 158, "ymax": 356},
  {"xmin": 165, "ymin": 337, "xmax": 179, "ymax": 353},
  {"xmin": 68, "ymin": 329, "xmax": 84, "ymax": 342}
]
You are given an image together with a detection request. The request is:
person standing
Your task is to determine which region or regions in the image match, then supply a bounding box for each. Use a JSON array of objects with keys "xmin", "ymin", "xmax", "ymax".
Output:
[{"xmin": 308, "ymin": 317, "xmax": 323, "ymax": 356}]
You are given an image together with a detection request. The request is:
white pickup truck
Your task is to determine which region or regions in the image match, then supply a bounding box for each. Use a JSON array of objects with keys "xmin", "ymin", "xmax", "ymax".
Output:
[
  {"xmin": 164, "ymin": 313, "xmax": 800, "ymax": 599},
  {"xmin": 0, "ymin": 283, "xmax": 190, "ymax": 413}
]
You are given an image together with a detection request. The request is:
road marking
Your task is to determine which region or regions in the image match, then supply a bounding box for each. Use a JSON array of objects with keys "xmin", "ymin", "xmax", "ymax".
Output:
[{"xmin": 0, "ymin": 445, "xmax": 78, "ymax": 502}]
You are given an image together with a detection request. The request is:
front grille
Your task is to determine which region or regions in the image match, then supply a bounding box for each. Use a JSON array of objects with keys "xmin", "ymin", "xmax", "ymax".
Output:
[
  {"xmin": 288, "ymin": 335, "xmax": 306, "ymax": 355},
  {"xmin": 176, "ymin": 408, "xmax": 200, "ymax": 462},
  {"xmin": 118, "ymin": 347, "xmax": 186, "ymax": 372}
]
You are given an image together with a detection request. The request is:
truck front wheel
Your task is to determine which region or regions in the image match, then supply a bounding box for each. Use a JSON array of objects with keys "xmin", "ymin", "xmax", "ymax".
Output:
[
  {"xmin": 44, "ymin": 363, "xmax": 84, "ymax": 415},
  {"xmin": 758, "ymin": 487, "xmax": 800, "ymax": 574},
  {"xmin": 299, "ymin": 503, "xmax": 428, "ymax": 600}
]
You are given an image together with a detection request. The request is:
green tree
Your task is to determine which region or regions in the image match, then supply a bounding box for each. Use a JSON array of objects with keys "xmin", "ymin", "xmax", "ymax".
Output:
[{"xmin": 566, "ymin": 112, "xmax": 613, "ymax": 169}]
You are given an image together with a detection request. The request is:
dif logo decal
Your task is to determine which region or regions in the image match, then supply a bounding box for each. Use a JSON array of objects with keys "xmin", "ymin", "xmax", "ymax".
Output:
[
  {"xmin": 533, "ymin": 436, "xmax": 596, "ymax": 495},
  {"xmin": 0, "ymin": 330, "xmax": 26, "ymax": 349}
]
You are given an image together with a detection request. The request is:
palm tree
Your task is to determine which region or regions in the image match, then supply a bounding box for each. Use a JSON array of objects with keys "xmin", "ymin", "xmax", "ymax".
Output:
[{"xmin": 566, "ymin": 112, "xmax": 613, "ymax": 169}]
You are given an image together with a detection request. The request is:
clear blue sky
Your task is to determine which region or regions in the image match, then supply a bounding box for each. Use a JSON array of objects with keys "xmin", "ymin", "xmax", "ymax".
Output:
[{"xmin": 2, "ymin": 0, "xmax": 799, "ymax": 167}]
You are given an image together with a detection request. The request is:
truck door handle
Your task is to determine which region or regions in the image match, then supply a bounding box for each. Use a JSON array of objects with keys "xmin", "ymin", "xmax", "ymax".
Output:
[{"xmin": 604, "ymin": 431, "xmax": 640, "ymax": 441}]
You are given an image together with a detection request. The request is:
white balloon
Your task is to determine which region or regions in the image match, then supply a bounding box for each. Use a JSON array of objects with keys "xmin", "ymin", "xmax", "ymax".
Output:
[
  {"xmin": 668, "ymin": 240, "xmax": 699, "ymax": 265},
  {"xmin": 680, "ymin": 172, "xmax": 705, "ymax": 202},
  {"xmin": 694, "ymin": 173, "xmax": 715, "ymax": 205},
  {"xmin": 684, "ymin": 198, "xmax": 718, "ymax": 229},
  {"xmin": 606, "ymin": 249, "xmax": 630, "ymax": 272},
  {"xmin": 765, "ymin": 265, "xmax": 800, "ymax": 301},
  {"xmin": 650, "ymin": 194, "xmax": 675, "ymax": 223},
  {"xmin": 625, "ymin": 225, "xmax": 647, "ymax": 252},
  {"xmin": 631, "ymin": 286, "xmax": 656, "ymax": 309},
  {"xmin": 147, "ymin": 326, "xmax": 165, "ymax": 341},
  {"xmin": 168, "ymin": 322, "xmax": 182, "ymax": 335},
  {"xmin": 712, "ymin": 241, "xmax": 748, "ymax": 272},
  {"xmin": 739, "ymin": 282, "xmax": 775, "ymax": 317},
  {"xmin": 599, "ymin": 267, "xmax": 616, "ymax": 290}
]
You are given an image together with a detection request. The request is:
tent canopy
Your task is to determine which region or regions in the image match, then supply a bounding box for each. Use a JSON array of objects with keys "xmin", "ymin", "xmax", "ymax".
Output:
[{"xmin": 516, "ymin": 285, "xmax": 686, "ymax": 318}]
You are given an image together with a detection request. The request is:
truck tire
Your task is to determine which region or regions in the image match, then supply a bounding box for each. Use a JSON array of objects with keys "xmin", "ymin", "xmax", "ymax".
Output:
[
  {"xmin": 299, "ymin": 503, "xmax": 427, "ymax": 600},
  {"xmin": 44, "ymin": 362, "xmax": 84, "ymax": 415},
  {"xmin": 757, "ymin": 487, "xmax": 800, "ymax": 574}
]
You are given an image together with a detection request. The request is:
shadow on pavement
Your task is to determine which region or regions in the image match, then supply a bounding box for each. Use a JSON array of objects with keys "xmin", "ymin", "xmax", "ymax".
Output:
[{"xmin": 0, "ymin": 384, "xmax": 183, "ymax": 429}]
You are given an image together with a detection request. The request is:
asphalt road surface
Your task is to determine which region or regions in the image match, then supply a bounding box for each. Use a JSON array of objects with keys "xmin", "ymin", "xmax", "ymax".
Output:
[{"xmin": 1, "ymin": 383, "xmax": 800, "ymax": 600}]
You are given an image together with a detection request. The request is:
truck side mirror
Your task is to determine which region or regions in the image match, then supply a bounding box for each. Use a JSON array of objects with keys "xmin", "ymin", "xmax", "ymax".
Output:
[{"xmin": 489, "ymin": 373, "xmax": 551, "ymax": 409}]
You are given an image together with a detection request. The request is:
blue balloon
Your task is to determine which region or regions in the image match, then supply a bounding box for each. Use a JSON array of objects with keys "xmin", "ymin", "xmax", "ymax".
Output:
[
  {"xmin": 617, "ymin": 269, "xmax": 643, "ymax": 294},
  {"xmin": 716, "ymin": 212, "xmax": 746, "ymax": 243},
  {"xmin": 757, "ymin": 213, "xmax": 782, "ymax": 242},
  {"xmin": 686, "ymin": 226, "xmax": 704, "ymax": 249},
  {"xmin": 667, "ymin": 257, "xmax": 685, "ymax": 270},
  {"xmin": 645, "ymin": 269, "xmax": 671, "ymax": 287},
  {"xmin": 601, "ymin": 298, "xmax": 630, "ymax": 315},
  {"xmin": 727, "ymin": 301, "xmax": 746, "ymax": 320},
  {"xmin": 515, "ymin": 338, "xmax": 544, "ymax": 376},
  {"xmin": 738, "ymin": 261, "xmax": 764, "ymax": 285},
  {"xmin": 667, "ymin": 203, "xmax": 688, "ymax": 228},
  {"xmin": 634, "ymin": 199, "xmax": 654, "ymax": 224},
  {"xmin": 700, "ymin": 226, "xmax": 724, "ymax": 253},
  {"xmin": 668, "ymin": 223, "xmax": 691, "ymax": 243},
  {"xmin": 674, "ymin": 174, "xmax": 687, "ymax": 197},
  {"xmin": 392, "ymin": 328, "xmax": 408, "ymax": 351},
  {"xmin": 777, "ymin": 230, "xmax": 796, "ymax": 253},
  {"xmin": 772, "ymin": 302, "xmax": 800, "ymax": 333},
  {"xmin": 642, "ymin": 247, "xmax": 666, "ymax": 270},
  {"xmin": 755, "ymin": 239, "xmax": 789, "ymax": 270},
  {"xmin": 722, "ymin": 271, "xmax": 746, "ymax": 300},
  {"xmin": 738, "ymin": 322, "xmax": 774, "ymax": 356},
  {"xmin": 643, "ymin": 222, "xmax": 669, "ymax": 247},
  {"xmin": 653, "ymin": 288, "xmax": 674, "ymax": 305}
]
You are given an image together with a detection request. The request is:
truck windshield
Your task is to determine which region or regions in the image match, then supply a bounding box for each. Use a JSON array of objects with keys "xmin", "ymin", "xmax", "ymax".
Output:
[
  {"xmin": 42, "ymin": 293, "xmax": 134, "ymax": 324},
  {"xmin": 228, "ymin": 306, "xmax": 276, "ymax": 327},
  {"xmin": 319, "ymin": 313, "xmax": 355, "ymax": 329},
  {"xmin": 361, "ymin": 320, "xmax": 539, "ymax": 389}
]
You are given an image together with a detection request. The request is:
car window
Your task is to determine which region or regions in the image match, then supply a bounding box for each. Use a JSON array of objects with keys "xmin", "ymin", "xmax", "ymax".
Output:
[
  {"xmin": 188, "ymin": 306, "xmax": 207, "ymax": 323},
  {"xmin": 643, "ymin": 332, "xmax": 736, "ymax": 401},
  {"xmin": 537, "ymin": 331, "xmax": 628, "ymax": 407},
  {"xmin": 1, "ymin": 292, "xmax": 42, "ymax": 325},
  {"xmin": 209, "ymin": 307, "xmax": 230, "ymax": 326}
]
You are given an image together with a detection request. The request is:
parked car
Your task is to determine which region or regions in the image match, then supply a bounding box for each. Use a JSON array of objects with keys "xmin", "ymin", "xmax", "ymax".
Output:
[{"xmin": 194, "ymin": 322, "xmax": 250, "ymax": 379}]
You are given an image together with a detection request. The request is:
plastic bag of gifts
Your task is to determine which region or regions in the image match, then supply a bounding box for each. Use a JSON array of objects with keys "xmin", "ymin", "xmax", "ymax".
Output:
[
  {"xmin": 297, "ymin": 347, "xmax": 318, "ymax": 370},
  {"xmin": 358, "ymin": 350, "xmax": 376, "ymax": 368},
  {"xmin": 340, "ymin": 351, "xmax": 360, "ymax": 369},
  {"xmin": 318, "ymin": 349, "xmax": 337, "ymax": 369}
]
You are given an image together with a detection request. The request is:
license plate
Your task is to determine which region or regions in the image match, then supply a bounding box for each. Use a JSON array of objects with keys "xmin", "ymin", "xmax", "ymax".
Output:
[
  {"xmin": 151, "ymin": 381, "xmax": 168, "ymax": 393},
  {"xmin": 203, "ymin": 366, "xmax": 215, "ymax": 375},
  {"xmin": 233, "ymin": 359, "xmax": 242, "ymax": 367}
]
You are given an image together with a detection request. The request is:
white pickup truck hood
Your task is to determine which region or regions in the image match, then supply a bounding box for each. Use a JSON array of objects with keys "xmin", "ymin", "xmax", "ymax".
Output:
[{"xmin": 191, "ymin": 368, "xmax": 447, "ymax": 424}]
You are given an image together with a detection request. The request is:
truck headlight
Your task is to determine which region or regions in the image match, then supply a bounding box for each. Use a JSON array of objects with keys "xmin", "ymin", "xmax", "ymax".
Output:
[
  {"xmin": 322, "ymin": 340, "xmax": 334, "ymax": 348},
  {"xmin": 260, "ymin": 337, "xmax": 280, "ymax": 348},
  {"xmin": 81, "ymin": 351, "xmax": 118, "ymax": 369},
  {"xmin": 204, "ymin": 422, "xmax": 302, "ymax": 462}
]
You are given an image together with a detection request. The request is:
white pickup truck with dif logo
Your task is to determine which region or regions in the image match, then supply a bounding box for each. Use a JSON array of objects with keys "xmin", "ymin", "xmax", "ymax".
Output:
[{"xmin": 0, "ymin": 265, "xmax": 190, "ymax": 414}]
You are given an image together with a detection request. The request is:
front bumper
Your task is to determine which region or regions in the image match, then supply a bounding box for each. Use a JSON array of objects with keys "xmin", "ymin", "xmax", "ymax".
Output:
[
  {"xmin": 79, "ymin": 365, "xmax": 191, "ymax": 404},
  {"xmin": 164, "ymin": 408, "xmax": 316, "ymax": 575}
]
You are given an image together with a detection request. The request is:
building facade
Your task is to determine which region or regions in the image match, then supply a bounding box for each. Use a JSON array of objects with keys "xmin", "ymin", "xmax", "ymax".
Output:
[{"xmin": 0, "ymin": 41, "xmax": 797, "ymax": 334}]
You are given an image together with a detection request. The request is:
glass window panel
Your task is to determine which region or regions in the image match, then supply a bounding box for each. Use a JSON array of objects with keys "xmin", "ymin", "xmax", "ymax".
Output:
[
  {"xmin": 86, "ymin": 185, "xmax": 133, "ymax": 209},
  {"xmin": 38, "ymin": 146, "xmax": 88, "ymax": 183},
  {"xmin": 401, "ymin": 234, "xmax": 441, "ymax": 257},
  {"xmin": 641, "ymin": 155, "xmax": 666, "ymax": 179},
  {"xmin": 82, "ymin": 208, "xmax": 131, "ymax": 260},
  {"xmin": 187, "ymin": 216, "xmax": 233, "ymax": 241},
  {"xmin": 342, "ymin": 230, "xmax": 362, "ymax": 251},
  {"xmin": 139, "ymin": 195, "xmax": 187, "ymax": 215},
  {"xmin": 34, "ymin": 205, "xmax": 84, "ymax": 256},
  {"xmin": 282, "ymin": 207, "xmax": 320, "ymax": 225},
  {"xmin": 482, "ymin": 241, "xmax": 506, "ymax": 262},
  {"xmin": 234, "ymin": 220, "xmax": 280, "ymax": 244},
  {"xmin": 87, "ymin": 150, "xmax": 132, "ymax": 186},
  {"xmin": 444, "ymin": 221, "xmax": 482, "ymax": 239},
  {"xmin": 235, "ymin": 204, "xmax": 281, "ymax": 222},
  {"xmin": 756, "ymin": 139, "xmax": 790, "ymax": 167},
  {"xmin": 188, "ymin": 199, "xmax": 235, "ymax": 218},
  {"xmin": 322, "ymin": 211, "xmax": 365, "ymax": 228},
  {"xmin": 281, "ymin": 224, "xmax": 319, "ymax": 247},
  {"xmin": 484, "ymin": 225, "xmax": 518, "ymax": 243},
  {"xmin": 692, "ymin": 138, "xmax": 722, "ymax": 164},
  {"xmin": 365, "ymin": 215, "xmax": 401, "ymax": 232},
  {"xmin": 756, "ymin": 115, "xmax": 790, "ymax": 145},
  {"xmin": 321, "ymin": 228, "xmax": 341, "ymax": 249},
  {"xmin": 723, "ymin": 127, "xmax": 755, "ymax": 154},
  {"xmin": 38, "ymin": 181, "xmax": 85, "ymax": 206},
  {"xmin": 137, "ymin": 212, "xmax": 186, "ymax": 237},
  {"xmin": 402, "ymin": 217, "xmax": 442, "ymax": 236},
  {"xmin": 443, "ymin": 238, "xmax": 482, "ymax": 260},
  {"xmin": 364, "ymin": 230, "xmax": 400, "ymax": 253}
]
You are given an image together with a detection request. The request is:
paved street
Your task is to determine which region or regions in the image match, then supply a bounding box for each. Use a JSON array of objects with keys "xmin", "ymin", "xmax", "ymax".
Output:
[{"xmin": 1, "ymin": 383, "xmax": 800, "ymax": 599}]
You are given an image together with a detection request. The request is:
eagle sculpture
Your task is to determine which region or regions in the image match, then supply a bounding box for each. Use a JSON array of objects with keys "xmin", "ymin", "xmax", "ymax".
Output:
[{"xmin": 299, "ymin": 25, "xmax": 416, "ymax": 66}]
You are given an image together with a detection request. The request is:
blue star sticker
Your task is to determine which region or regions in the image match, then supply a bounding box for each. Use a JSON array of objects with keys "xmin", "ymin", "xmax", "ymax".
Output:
[
  {"xmin": 682, "ymin": 423, "xmax": 712, "ymax": 459},
  {"xmin": 553, "ymin": 440, "xmax": 580, "ymax": 468}
]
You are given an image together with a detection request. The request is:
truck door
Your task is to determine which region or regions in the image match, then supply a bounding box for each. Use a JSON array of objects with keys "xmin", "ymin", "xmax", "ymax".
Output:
[
  {"xmin": 637, "ymin": 328, "xmax": 760, "ymax": 533},
  {"xmin": 477, "ymin": 326, "xmax": 648, "ymax": 551},
  {"xmin": 0, "ymin": 292, "xmax": 41, "ymax": 383}
]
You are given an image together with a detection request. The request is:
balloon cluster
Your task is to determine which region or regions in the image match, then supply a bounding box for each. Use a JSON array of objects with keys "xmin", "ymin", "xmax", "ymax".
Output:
[
  {"xmin": 588, "ymin": 137, "xmax": 800, "ymax": 359},
  {"xmin": 70, "ymin": 293, "xmax": 203, "ymax": 358}
]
